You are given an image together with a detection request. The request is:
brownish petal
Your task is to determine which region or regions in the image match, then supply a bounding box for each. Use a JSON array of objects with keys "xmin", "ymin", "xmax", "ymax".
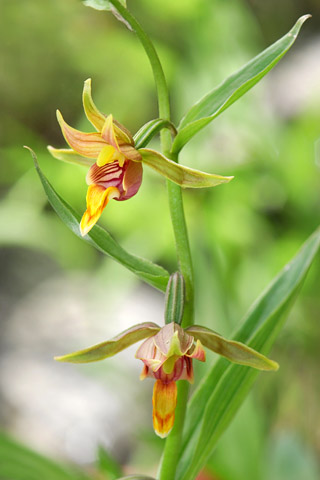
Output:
[
  {"xmin": 119, "ymin": 144, "xmax": 142, "ymax": 161},
  {"xmin": 121, "ymin": 160, "xmax": 143, "ymax": 200},
  {"xmin": 153, "ymin": 323, "xmax": 194, "ymax": 357},
  {"xmin": 57, "ymin": 110, "xmax": 106, "ymax": 158},
  {"xmin": 186, "ymin": 339, "xmax": 206, "ymax": 362}
]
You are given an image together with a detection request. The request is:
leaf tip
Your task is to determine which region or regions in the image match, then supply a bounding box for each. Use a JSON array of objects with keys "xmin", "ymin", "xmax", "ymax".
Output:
[
  {"xmin": 290, "ymin": 14, "xmax": 312, "ymax": 38},
  {"xmin": 23, "ymin": 145, "xmax": 39, "ymax": 167}
]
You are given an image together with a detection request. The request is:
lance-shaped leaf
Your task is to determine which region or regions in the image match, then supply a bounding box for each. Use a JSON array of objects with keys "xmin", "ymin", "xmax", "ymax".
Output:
[
  {"xmin": 97, "ymin": 446, "xmax": 123, "ymax": 480},
  {"xmin": 186, "ymin": 325, "xmax": 278, "ymax": 370},
  {"xmin": 83, "ymin": 0, "xmax": 132, "ymax": 31},
  {"xmin": 134, "ymin": 118, "xmax": 177, "ymax": 149},
  {"xmin": 172, "ymin": 15, "xmax": 310, "ymax": 153},
  {"xmin": 0, "ymin": 432, "xmax": 91, "ymax": 480},
  {"xmin": 139, "ymin": 149, "xmax": 233, "ymax": 188},
  {"xmin": 55, "ymin": 322, "xmax": 160, "ymax": 363},
  {"xmin": 175, "ymin": 227, "xmax": 320, "ymax": 480},
  {"xmin": 26, "ymin": 147, "xmax": 170, "ymax": 292}
]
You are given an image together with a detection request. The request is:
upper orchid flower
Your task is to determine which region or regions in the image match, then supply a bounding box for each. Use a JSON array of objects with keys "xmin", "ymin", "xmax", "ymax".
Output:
[
  {"xmin": 49, "ymin": 79, "xmax": 142, "ymax": 236},
  {"xmin": 48, "ymin": 79, "xmax": 234, "ymax": 237},
  {"xmin": 55, "ymin": 321, "xmax": 278, "ymax": 438}
]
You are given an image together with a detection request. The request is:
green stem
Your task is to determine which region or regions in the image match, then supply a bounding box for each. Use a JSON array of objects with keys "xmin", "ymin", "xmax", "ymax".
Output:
[{"xmin": 107, "ymin": 1, "xmax": 194, "ymax": 477}]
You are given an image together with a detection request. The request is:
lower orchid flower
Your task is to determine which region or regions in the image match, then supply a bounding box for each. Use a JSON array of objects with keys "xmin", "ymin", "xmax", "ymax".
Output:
[
  {"xmin": 55, "ymin": 321, "xmax": 278, "ymax": 438},
  {"xmin": 48, "ymin": 79, "xmax": 233, "ymax": 237}
]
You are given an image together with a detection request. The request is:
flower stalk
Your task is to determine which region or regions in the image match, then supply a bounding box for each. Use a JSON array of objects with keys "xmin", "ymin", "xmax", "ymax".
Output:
[{"xmin": 87, "ymin": 1, "xmax": 194, "ymax": 476}]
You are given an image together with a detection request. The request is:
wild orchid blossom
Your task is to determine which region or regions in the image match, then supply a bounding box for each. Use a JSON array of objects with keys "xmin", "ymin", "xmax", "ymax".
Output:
[
  {"xmin": 55, "ymin": 321, "xmax": 278, "ymax": 438},
  {"xmin": 48, "ymin": 79, "xmax": 233, "ymax": 236}
]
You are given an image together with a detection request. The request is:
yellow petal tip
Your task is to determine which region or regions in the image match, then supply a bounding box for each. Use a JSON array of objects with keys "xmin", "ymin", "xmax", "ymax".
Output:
[
  {"xmin": 56, "ymin": 110, "xmax": 63, "ymax": 123},
  {"xmin": 270, "ymin": 360, "xmax": 279, "ymax": 371}
]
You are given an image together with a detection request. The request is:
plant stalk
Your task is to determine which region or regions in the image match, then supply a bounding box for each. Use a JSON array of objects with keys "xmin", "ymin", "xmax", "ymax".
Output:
[{"xmin": 107, "ymin": 1, "xmax": 194, "ymax": 478}]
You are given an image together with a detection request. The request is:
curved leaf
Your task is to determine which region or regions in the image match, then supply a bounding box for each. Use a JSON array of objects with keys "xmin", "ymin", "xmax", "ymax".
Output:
[
  {"xmin": 55, "ymin": 322, "xmax": 160, "ymax": 363},
  {"xmin": 0, "ymin": 433, "xmax": 90, "ymax": 480},
  {"xmin": 139, "ymin": 148, "xmax": 233, "ymax": 188},
  {"xmin": 172, "ymin": 15, "xmax": 310, "ymax": 153},
  {"xmin": 176, "ymin": 227, "xmax": 320, "ymax": 480},
  {"xmin": 26, "ymin": 147, "xmax": 170, "ymax": 292}
]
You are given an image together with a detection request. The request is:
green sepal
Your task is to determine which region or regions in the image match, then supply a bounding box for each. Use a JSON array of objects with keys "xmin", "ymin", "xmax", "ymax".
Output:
[
  {"xmin": 172, "ymin": 15, "xmax": 311, "ymax": 153},
  {"xmin": 185, "ymin": 325, "xmax": 278, "ymax": 371},
  {"xmin": 164, "ymin": 272, "xmax": 185, "ymax": 325},
  {"xmin": 25, "ymin": 147, "xmax": 170, "ymax": 292},
  {"xmin": 55, "ymin": 322, "xmax": 160, "ymax": 363},
  {"xmin": 47, "ymin": 146, "xmax": 94, "ymax": 167},
  {"xmin": 139, "ymin": 148, "xmax": 233, "ymax": 188},
  {"xmin": 134, "ymin": 119, "xmax": 177, "ymax": 149}
]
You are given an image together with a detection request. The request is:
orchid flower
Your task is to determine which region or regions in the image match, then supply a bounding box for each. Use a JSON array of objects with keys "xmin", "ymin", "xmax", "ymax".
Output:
[
  {"xmin": 48, "ymin": 79, "xmax": 233, "ymax": 236},
  {"xmin": 55, "ymin": 322, "xmax": 278, "ymax": 438}
]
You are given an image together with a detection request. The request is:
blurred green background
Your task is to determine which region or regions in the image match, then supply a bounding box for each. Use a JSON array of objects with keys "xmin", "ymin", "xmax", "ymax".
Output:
[{"xmin": 0, "ymin": 0, "xmax": 319, "ymax": 479}]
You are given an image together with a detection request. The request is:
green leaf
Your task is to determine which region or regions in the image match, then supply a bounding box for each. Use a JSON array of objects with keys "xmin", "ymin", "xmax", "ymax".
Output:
[
  {"xmin": 176, "ymin": 227, "xmax": 320, "ymax": 480},
  {"xmin": 0, "ymin": 433, "xmax": 90, "ymax": 480},
  {"xmin": 83, "ymin": 0, "xmax": 126, "ymax": 11},
  {"xmin": 186, "ymin": 325, "xmax": 278, "ymax": 370},
  {"xmin": 172, "ymin": 15, "xmax": 310, "ymax": 153},
  {"xmin": 97, "ymin": 446, "xmax": 123, "ymax": 479},
  {"xmin": 55, "ymin": 322, "xmax": 160, "ymax": 363},
  {"xmin": 26, "ymin": 147, "xmax": 170, "ymax": 292},
  {"xmin": 134, "ymin": 119, "xmax": 177, "ymax": 149},
  {"xmin": 139, "ymin": 148, "xmax": 233, "ymax": 188},
  {"xmin": 83, "ymin": 0, "xmax": 132, "ymax": 31}
]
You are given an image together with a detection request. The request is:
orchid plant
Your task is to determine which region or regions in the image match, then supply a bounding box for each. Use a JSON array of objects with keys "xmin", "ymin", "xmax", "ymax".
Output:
[{"xmin": 25, "ymin": 1, "xmax": 320, "ymax": 479}]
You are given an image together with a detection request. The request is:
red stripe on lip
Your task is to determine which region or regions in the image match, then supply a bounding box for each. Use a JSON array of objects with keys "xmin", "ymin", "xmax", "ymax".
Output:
[{"xmin": 87, "ymin": 161, "xmax": 124, "ymax": 186}]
